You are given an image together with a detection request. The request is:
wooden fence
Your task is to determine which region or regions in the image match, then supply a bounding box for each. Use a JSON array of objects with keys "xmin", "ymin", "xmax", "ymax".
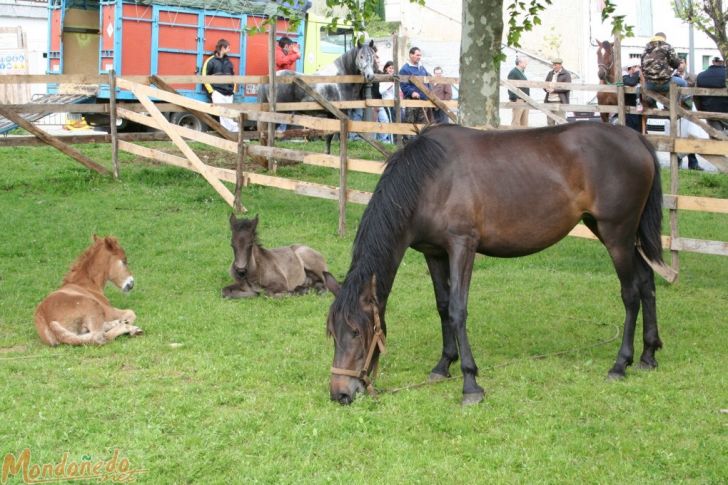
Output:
[{"xmin": 1, "ymin": 73, "xmax": 727, "ymax": 282}]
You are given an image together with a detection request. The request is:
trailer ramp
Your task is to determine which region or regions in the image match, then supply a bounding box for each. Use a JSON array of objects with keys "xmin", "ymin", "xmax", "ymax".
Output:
[{"xmin": 0, "ymin": 93, "xmax": 91, "ymax": 134}]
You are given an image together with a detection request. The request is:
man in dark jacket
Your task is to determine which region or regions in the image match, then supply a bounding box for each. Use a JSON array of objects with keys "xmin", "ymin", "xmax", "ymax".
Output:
[
  {"xmin": 622, "ymin": 59, "xmax": 642, "ymax": 132},
  {"xmin": 399, "ymin": 47, "xmax": 431, "ymax": 127},
  {"xmin": 641, "ymin": 33, "xmax": 684, "ymax": 93},
  {"xmin": 203, "ymin": 38, "xmax": 238, "ymax": 132},
  {"xmin": 508, "ymin": 56, "xmax": 529, "ymax": 127},
  {"xmin": 543, "ymin": 58, "xmax": 571, "ymax": 126},
  {"xmin": 695, "ymin": 56, "xmax": 728, "ymax": 131}
]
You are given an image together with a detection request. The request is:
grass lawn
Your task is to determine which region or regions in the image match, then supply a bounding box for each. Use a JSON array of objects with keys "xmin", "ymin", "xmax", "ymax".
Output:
[{"xmin": 0, "ymin": 140, "xmax": 726, "ymax": 483}]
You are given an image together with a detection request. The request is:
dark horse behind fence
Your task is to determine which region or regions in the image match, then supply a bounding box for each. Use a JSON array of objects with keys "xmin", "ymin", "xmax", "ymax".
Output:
[
  {"xmin": 596, "ymin": 39, "xmax": 618, "ymax": 123},
  {"xmin": 257, "ymin": 40, "xmax": 378, "ymax": 153},
  {"xmin": 327, "ymin": 123, "xmax": 665, "ymax": 405}
]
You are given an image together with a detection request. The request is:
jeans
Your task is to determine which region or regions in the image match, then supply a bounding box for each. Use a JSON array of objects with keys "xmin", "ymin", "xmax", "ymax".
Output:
[
  {"xmin": 376, "ymin": 108, "xmax": 392, "ymax": 143},
  {"xmin": 348, "ymin": 108, "xmax": 363, "ymax": 141}
]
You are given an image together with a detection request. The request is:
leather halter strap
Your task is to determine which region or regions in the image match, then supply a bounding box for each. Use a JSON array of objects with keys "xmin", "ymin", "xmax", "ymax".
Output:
[{"xmin": 330, "ymin": 306, "xmax": 386, "ymax": 395}]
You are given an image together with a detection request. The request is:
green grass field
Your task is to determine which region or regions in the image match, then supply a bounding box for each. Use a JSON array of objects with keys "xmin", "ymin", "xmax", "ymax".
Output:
[{"xmin": 1, "ymin": 141, "xmax": 726, "ymax": 483}]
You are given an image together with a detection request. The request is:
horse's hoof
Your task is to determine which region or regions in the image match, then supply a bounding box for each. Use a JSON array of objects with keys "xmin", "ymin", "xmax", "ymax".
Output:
[
  {"xmin": 428, "ymin": 372, "xmax": 450, "ymax": 383},
  {"xmin": 637, "ymin": 360, "xmax": 657, "ymax": 370},
  {"xmin": 607, "ymin": 371, "xmax": 626, "ymax": 381},
  {"xmin": 129, "ymin": 327, "xmax": 143, "ymax": 336},
  {"xmin": 461, "ymin": 391, "xmax": 485, "ymax": 406}
]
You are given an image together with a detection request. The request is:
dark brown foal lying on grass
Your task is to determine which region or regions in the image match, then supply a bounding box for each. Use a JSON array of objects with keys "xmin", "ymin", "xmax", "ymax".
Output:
[
  {"xmin": 222, "ymin": 214, "xmax": 339, "ymax": 298},
  {"xmin": 34, "ymin": 235, "xmax": 142, "ymax": 346}
]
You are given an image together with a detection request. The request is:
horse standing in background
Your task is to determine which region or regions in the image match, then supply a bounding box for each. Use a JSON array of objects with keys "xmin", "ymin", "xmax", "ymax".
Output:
[
  {"xmin": 596, "ymin": 39, "xmax": 619, "ymax": 123},
  {"xmin": 257, "ymin": 41, "xmax": 378, "ymax": 153}
]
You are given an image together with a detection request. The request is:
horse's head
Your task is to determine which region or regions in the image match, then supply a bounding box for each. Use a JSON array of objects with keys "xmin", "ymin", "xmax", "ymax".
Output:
[
  {"xmin": 94, "ymin": 235, "xmax": 134, "ymax": 292},
  {"xmin": 229, "ymin": 213, "xmax": 258, "ymax": 280},
  {"xmin": 327, "ymin": 274, "xmax": 385, "ymax": 405},
  {"xmin": 596, "ymin": 40, "xmax": 615, "ymax": 82},
  {"xmin": 355, "ymin": 40, "xmax": 377, "ymax": 83}
]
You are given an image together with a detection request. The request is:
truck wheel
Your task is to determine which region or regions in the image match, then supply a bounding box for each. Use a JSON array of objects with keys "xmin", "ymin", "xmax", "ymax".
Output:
[{"xmin": 171, "ymin": 112, "xmax": 205, "ymax": 131}]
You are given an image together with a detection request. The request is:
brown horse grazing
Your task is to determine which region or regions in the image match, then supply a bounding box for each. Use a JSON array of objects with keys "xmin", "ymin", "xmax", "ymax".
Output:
[
  {"xmin": 34, "ymin": 235, "xmax": 141, "ymax": 346},
  {"xmin": 222, "ymin": 214, "xmax": 339, "ymax": 298},
  {"xmin": 327, "ymin": 123, "xmax": 665, "ymax": 405},
  {"xmin": 596, "ymin": 39, "xmax": 618, "ymax": 123}
]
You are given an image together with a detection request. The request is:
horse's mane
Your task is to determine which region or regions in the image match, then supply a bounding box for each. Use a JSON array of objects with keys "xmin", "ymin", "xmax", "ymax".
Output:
[
  {"xmin": 329, "ymin": 125, "xmax": 450, "ymax": 335},
  {"xmin": 63, "ymin": 237, "xmax": 120, "ymax": 285}
]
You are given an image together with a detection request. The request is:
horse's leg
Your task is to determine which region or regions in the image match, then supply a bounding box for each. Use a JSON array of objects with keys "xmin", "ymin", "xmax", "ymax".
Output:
[
  {"xmin": 104, "ymin": 322, "xmax": 143, "ymax": 341},
  {"xmin": 222, "ymin": 282, "xmax": 258, "ymax": 298},
  {"xmin": 600, "ymin": 226, "xmax": 641, "ymax": 379},
  {"xmin": 325, "ymin": 134, "xmax": 334, "ymax": 155},
  {"xmin": 446, "ymin": 237, "xmax": 483, "ymax": 405},
  {"xmin": 635, "ymin": 256, "xmax": 662, "ymax": 370},
  {"xmin": 424, "ymin": 254, "xmax": 458, "ymax": 381}
]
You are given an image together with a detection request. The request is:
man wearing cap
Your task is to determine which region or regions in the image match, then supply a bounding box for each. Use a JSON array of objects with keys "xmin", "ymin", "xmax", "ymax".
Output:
[
  {"xmin": 695, "ymin": 56, "xmax": 728, "ymax": 132},
  {"xmin": 641, "ymin": 32, "xmax": 685, "ymax": 96},
  {"xmin": 622, "ymin": 59, "xmax": 642, "ymax": 132},
  {"xmin": 543, "ymin": 58, "xmax": 571, "ymax": 126},
  {"xmin": 508, "ymin": 56, "xmax": 530, "ymax": 127}
]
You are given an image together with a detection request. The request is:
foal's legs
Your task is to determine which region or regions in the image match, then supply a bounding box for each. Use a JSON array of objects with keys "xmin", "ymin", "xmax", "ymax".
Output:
[
  {"xmin": 424, "ymin": 254, "xmax": 458, "ymax": 381},
  {"xmin": 447, "ymin": 237, "xmax": 484, "ymax": 404}
]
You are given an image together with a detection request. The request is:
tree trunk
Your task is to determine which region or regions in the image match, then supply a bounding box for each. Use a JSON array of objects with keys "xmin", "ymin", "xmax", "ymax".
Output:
[{"xmin": 459, "ymin": 0, "xmax": 504, "ymax": 128}]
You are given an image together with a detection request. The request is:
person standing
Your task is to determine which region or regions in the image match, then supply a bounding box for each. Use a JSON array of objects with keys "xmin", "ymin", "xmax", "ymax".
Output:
[
  {"xmin": 695, "ymin": 56, "xmax": 728, "ymax": 131},
  {"xmin": 431, "ymin": 66, "xmax": 453, "ymax": 124},
  {"xmin": 622, "ymin": 59, "xmax": 642, "ymax": 132},
  {"xmin": 543, "ymin": 58, "xmax": 571, "ymax": 126},
  {"xmin": 672, "ymin": 59, "xmax": 702, "ymax": 170},
  {"xmin": 399, "ymin": 47, "xmax": 432, "ymax": 128},
  {"xmin": 203, "ymin": 38, "xmax": 238, "ymax": 133},
  {"xmin": 275, "ymin": 37, "xmax": 300, "ymax": 72},
  {"xmin": 507, "ymin": 56, "xmax": 530, "ymax": 127}
]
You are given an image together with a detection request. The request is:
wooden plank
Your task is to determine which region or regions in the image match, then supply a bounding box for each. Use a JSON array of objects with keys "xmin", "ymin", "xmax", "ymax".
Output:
[
  {"xmin": 410, "ymin": 77, "xmax": 457, "ymax": 122},
  {"xmin": 119, "ymin": 140, "xmax": 194, "ymax": 170},
  {"xmin": 0, "ymin": 132, "xmax": 170, "ymax": 147},
  {"xmin": 674, "ymin": 138, "xmax": 728, "ymax": 156},
  {"xmin": 670, "ymin": 237, "xmax": 728, "ymax": 257},
  {"xmin": 150, "ymin": 75, "xmax": 236, "ymax": 142},
  {"xmin": 339, "ymin": 118, "xmax": 348, "ymax": 236},
  {"xmin": 0, "ymin": 104, "xmax": 110, "ymax": 175},
  {"xmin": 303, "ymin": 153, "xmax": 385, "ymax": 174},
  {"xmin": 668, "ymin": 83, "xmax": 680, "ymax": 280},
  {"xmin": 501, "ymin": 78, "xmax": 569, "ymax": 124},
  {"xmin": 701, "ymin": 154, "xmax": 728, "ymax": 173},
  {"xmin": 130, "ymin": 84, "xmax": 236, "ymax": 207},
  {"xmin": 109, "ymin": 70, "xmax": 119, "ymax": 179},
  {"xmin": 676, "ymin": 195, "xmax": 728, "ymax": 213}
]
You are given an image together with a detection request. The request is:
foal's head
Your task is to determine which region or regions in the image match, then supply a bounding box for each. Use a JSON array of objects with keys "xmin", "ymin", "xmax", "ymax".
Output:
[
  {"xmin": 229, "ymin": 213, "xmax": 259, "ymax": 280},
  {"xmin": 355, "ymin": 40, "xmax": 377, "ymax": 83},
  {"xmin": 74, "ymin": 235, "xmax": 134, "ymax": 292}
]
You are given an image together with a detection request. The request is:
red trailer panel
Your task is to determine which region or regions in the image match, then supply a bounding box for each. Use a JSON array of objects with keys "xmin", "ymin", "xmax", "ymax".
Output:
[{"xmin": 121, "ymin": 4, "xmax": 152, "ymax": 76}]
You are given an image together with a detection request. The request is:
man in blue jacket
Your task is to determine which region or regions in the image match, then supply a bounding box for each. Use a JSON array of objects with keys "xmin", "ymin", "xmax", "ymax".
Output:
[{"xmin": 399, "ymin": 47, "xmax": 432, "ymax": 131}]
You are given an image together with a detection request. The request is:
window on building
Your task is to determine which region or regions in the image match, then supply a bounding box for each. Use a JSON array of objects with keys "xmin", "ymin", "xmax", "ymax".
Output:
[
  {"xmin": 319, "ymin": 27, "xmax": 353, "ymax": 55},
  {"xmin": 635, "ymin": 0, "xmax": 653, "ymax": 37}
]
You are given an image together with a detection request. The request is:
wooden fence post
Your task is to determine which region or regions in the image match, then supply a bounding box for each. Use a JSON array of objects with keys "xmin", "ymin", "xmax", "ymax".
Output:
[
  {"xmin": 109, "ymin": 69, "xmax": 120, "ymax": 179},
  {"xmin": 393, "ymin": 34, "xmax": 402, "ymax": 146},
  {"xmin": 234, "ymin": 112, "xmax": 248, "ymax": 214},
  {"xmin": 614, "ymin": 37, "xmax": 625, "ymax": 126},
  {"xmin": 339, "ymin": 118, "xmax": 348, "ymax": 236},
  {"xmin": 669, "ymin": 82, "xmax": 680, "ymax": 281},
  {"xmin": 267, "ymin": 19, "xmax": 277, "ymax": 173}
]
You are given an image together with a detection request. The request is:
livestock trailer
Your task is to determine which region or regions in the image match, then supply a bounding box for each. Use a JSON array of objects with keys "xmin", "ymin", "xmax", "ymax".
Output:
[{"xmin": 46, "ymin": 0, "xmax": 353, "ymax": 129}]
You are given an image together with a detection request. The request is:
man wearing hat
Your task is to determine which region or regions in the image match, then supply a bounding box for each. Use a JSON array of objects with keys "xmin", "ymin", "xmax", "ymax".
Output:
[
  {"xmin": 641, "ymin": 32, "xmax": 685, "ymax": 95},
  {"xmin": 622, "ymin": 57, "xmax": 642, "ymax": 132},
  {"xmin": 695, "ymin": 56, "xmax": 728, "ymax": 132},
  {"xmin": 543, "ymin": 58, "xmax": 571, "ymax": 126}
]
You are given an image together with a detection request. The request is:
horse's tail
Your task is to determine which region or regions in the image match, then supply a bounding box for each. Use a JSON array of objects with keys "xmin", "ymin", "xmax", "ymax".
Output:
[{"xmin": 637, "ymin": 137, "xmax": 664, "ymax": 264}]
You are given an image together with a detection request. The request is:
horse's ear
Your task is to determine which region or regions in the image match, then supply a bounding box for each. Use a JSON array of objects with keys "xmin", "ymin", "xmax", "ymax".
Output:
[
  {"xmin": 324, "ymin": 272, "xmax": 340, "ymax": 296},
  {"xmin": 229, "ymin": 212, "xmax": 237, "ymax": 228},
  {"xmin": 104, "ymin": 236, "xmax": 117, "ymax": 251},
  {"xmin": 369, "ymin": 40, "xmax": 374, "ymax": 48},
  {"xmin": 252, "ymin": 214, "xmax": 259, "ymax": 230},
  {"xmin": 93, "ymin": 234, "xmax": 99, "ymax": 242}
]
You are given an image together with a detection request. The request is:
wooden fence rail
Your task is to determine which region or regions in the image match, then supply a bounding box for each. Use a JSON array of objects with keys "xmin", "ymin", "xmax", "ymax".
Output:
[{"xmin": 1, "ymin": 74, "xmax": 727, "ymax": 281}]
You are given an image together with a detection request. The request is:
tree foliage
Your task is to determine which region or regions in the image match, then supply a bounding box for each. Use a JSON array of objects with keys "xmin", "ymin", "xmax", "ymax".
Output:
[{"xmin": 672, "ymin": 0, "xmax": 728, "ymax": 69}]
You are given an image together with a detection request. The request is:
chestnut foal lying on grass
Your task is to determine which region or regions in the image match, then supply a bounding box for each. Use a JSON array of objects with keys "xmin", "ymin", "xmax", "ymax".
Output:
[
  {"xmin": 34, "ymin": 235, "xmax": 142, "ymax": 346},
  {"xmin": 222, "ymin": 214, "xmax": 339, "ymax": 298}
]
